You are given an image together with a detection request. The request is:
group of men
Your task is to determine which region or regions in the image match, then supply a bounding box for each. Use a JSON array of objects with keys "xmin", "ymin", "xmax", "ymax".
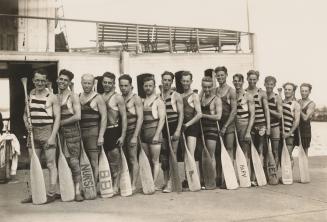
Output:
[{"xmin": 22, "ymin": 66, "xmax": 316, "ymax": 203}]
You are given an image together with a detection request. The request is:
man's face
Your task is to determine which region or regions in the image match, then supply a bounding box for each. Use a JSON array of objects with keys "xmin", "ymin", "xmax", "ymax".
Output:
[
  {"xmin": 300, "ymin": 86, "xmax": 310, "ymax": 99},
  {"xmin": 102, "ymin": 77, "xmax": 115, "ymax": 93},
  {"xmin": 119, "ymin": 79, "xmax": 132, "ymax": 96},
  {"xmin": 202, "ymin": 81, "xmax": 213, "ymax": 96},
  {"xmin": 81, "ymin": 77, "xmax": 94, "ymax": 93},
  {"xmin": 181, "ymin": 75, "xmax": 192, "ymax": 91},
  {"xmin": 247, "ymin": 74, "xmax": 258, "ymax": 88},
  {"xmin": 143, "ymin": 80, "xmax": 155, "ymax": 96},
  {"xmin": 57, "ymin": 74, "xmax": 71, "ymax": 91},
  {"xmin": 233, "ymin": 77, "xmax": 244, "ymax": 90},
  {"xmin": 161, "ymin": 75, "xmax": 173, "ymax": 91},
  {"xmin": 33, "ymin": 73, "xmax": 47, "ymax": 91},
  {"xmin": 284, "ymin": 85, "xmax": 294, "ymax": 99},
  {"xmin": 215, "ymin": 71, "xmax": 227, "ymax": 84},
  {"xmin": 264, "ymin": 80, "xmax": 275, "ymax": 93}
]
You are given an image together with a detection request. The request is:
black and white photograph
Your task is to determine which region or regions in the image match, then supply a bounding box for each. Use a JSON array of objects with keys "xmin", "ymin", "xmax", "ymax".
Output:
[{"xmin": 0, "ymin": 0, "xmax": 326, "ymax": 221}]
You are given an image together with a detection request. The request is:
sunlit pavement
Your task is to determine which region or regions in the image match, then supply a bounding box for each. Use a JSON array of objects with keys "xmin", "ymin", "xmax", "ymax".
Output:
[{"xmin": 1, "ymin": 156, "xmax": 327, "ymax": 222}]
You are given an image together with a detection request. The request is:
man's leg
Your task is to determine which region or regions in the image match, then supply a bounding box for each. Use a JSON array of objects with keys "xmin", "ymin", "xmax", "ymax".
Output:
[
  {"xmin": 160, "ymin": 139, "xmax": 170, "ymax": 189},
  {"xmin": 127, "ymin": 141, "xmax": 139, "ymax": 192},
  {"xmin": 285, "ymin": 137, "xmax": 295, "ymax": 168},
  {"xmin": 205, "ymin": 139, "xmax": 217, "ymax": 173},
  {"xmin": 149, "ymin": 143, "xmax": 162, "ymax": 186},
  {"xmin": 81, "ymin": 127, "xmax": 99, "ymax": 183},
  {"xmin": 44, "ymin": 146, "xmax": 58, "ymax": 201},
  {"xmin": 107, "ymin": 147, "xmax": 121, "ymax": 194}
]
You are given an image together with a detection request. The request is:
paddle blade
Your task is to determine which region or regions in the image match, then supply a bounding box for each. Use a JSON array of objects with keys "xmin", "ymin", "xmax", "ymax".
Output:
[
  {"xmin": 80, "ymin": 146, "xmax": 97, "ymax": 200},
  {"xmin": 266, "ymin": 141, "xmax": 278, "ymax": 185},
  {"xmin": 30, "ymin": 153, "xmax": 47, "ymax": 204},
  {"xmin": 139, "ymin": 148, "xmax": 155, "ymax": 195},
  {"xmin": 99, "ymin": 147, "xmax": 114, "ymax": 198},
  {"xmin": 168, "ymin": 148, "xmax": 182, "ymax": 192},
  {"xmin": 119, "ymin": 149, "xmax": 132, "ymax": 197},
  {"xmin": 220, "ymin": 141, "xmax": 239, "ymax": 190},
  {"xmin": 298, "ymin": 145, "xmax": 310, "ymax": 183},
  {"xmin": 58, "ymin": 153, "xmax": 75, "ymax": 201},
  {"xmin": 201, "ymin": 148, "xmax": 216, "ymax": 190},
  {"xmin": 251, "ymin": 142, "xmax": 267, "ymax": 186},
  {"xmin": 235, "ymin": 145, "xmax": 251, "ymax": 188},
  {"xmin": 281, "ymin": 140, "xmax": 293, "ymax": 185}
]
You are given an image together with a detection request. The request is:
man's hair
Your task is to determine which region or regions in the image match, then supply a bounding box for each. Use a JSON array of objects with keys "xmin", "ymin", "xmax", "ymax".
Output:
[
  {"xmin": 233, "ymin": 73, "xmax": 244, "ymax": 82},
  {"xmin": 264, "ymin": 76, "xmax": 276, "ymax": 84},
  {"xmin": 102, "ymin": 72, "xmax": 116, "ymax": 81},
  {"xmin": 202, "ymin": 76, "xmax": 213, "ymax": 84},
  {"xmin": 283, "ymin": 82, "xmax": 297, "ymax": 91},
  {"xmin": 204, "ymin": 68, "xmax": 214, "ymax": 77},
  {"xmin": 247, "ymin": 70, "xmax": 260, "ymax": 79},
  {"xmin": 181, "ymin": 71, "xmax": 193, "ymax": 80},
  {"xmin": 33, "ymin": 68, "xmax": 48, "ymax": 79},
  {"xmin": 300, "ymin": 83, "xmax": 312, "ymax": 92},
  {"xmin": 119, "ymin": 74, "xmax": 132, "ymax": 84},
  {"xmin": 143, "ymin": 76, "xmax": 155, "ymax": 85},
  {"xmin": 161, "ymin": 71, "xmax": 174, "ymax": 80},
  {"xmin": 59, "ymin": 69, "xmax": 74, "ymax": 81},
  {"xmin": 214, "ymin": 66, "xmax": 227, "ymax": 74}
]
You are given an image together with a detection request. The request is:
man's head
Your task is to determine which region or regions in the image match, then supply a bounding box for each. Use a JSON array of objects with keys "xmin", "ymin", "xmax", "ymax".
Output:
[
  {"xmin": 214, "ymin": 66, "xmax": 227, "ymax": 85},
  {"xmin": 81, "ymin": 74, "xmax": 95, "ymax": 93},
  {"xmin": 58, "ymin": 69, "xmax": 74, "ymax": 91},
  {"xmin": 32, "ymin": 69, "xmax": 48, "ymax": 91},
  {"xmin": 283, "ymin": 82, "xmax": 297, "ymax": 99},
  {"xmin": 264, "ymin": 76, "xmax": 277, "ymax": 93},
  {"xmin": 143, "ymin": 75, "xmax": 156, "ymax": 96},
  {"xmin": 232, "ymin": 73, "xmax": 244, "ymax": 90},
  {"xmin": 161, "ymin": 71, "xmax": 174, "ymax": 91},
  {"xmin": 247, "ymin": 70, "xmax": 260, "ymax": 88},
  {"xmin": 119, "ymin": 74, "xmax": 133, "ymax": 96},
  {"xmin": 204, "ymin": 68, "xmax": 214, "ymax": 78},
  {"xmin": 202, "ymin": 76, "xmax": 214, "ymax": 96},
  {"xmin": 102, "ymin": 72, "xmax": 116, "ymax": 93},
  {"xmin": 181, "ymin": 71, "xmax": 193, "ymax": 91},
  {"xmin": 300, "ymin": 83, "xmax": 312, "ymax": 99}
]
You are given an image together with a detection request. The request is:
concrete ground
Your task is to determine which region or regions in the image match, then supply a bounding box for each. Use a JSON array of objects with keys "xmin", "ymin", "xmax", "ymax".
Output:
[{"xmin": 1, "ymin": 156, "xmax": 327, "ymax": 222}]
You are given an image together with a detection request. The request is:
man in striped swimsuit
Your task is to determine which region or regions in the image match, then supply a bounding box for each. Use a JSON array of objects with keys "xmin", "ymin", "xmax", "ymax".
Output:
[
  {"xmin": 298, "ymin": 83, "xmax": 316, "ymax": 155},
  {"xmin": 141, "ymin": 75, "xmax": 166, "ymax": 189},
  {"xmin": 57, "ymin": 69, "xmax": 84, "ymax": 201},
  {"xmin": 200, "ymin": 76, "xmax": 222, "ymax": 188},
  {"xmin": 264, "ymin": 76, "xmax": 283, "ymax": 167},
  {"xmin": 281, "ymin": 83, "xmax": 300, "ymax": 166},
  {"xmin": 101, "ymin": 72, "xmax": 127, "ymax": 195},
  {"xmin": 119, "ymin": 74, "xmax": 141, "ymax": 193},
  {"xmin": 246, "ymin": 70, "xmax": 270, "ymax": 185},
  {"xmin": 80, "ymin": 74, "xmax": 107, "ymax": 187},
  {"xmin": 214, "ymin": 66, "xmax": 237, "ymax": 187},
  {"xmin": 22, "ymin": 69, "xmax": 60, "ymax": 203},
  {"xmin": 233, "ymin": 74, "xmax": 255, "ymax": 175},
  {"xmin": 160, "ymin": 71, "xmax": 184, "ymax": 193}
]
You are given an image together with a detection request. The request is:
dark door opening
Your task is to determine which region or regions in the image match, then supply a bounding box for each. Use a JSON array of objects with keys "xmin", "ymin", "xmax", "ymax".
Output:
[{"xmin": 0, "ymin": 61, "xmax": 58, "ymax": 167}]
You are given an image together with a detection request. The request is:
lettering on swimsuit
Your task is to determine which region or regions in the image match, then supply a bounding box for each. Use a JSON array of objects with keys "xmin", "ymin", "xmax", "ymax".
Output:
[
  {"xmin": 81, "ymin": 165, "xmax": 94, "ymax": 187},
  {"xmin": 99, "ymin": 170, "xmax": 112, "ymax": 190}
]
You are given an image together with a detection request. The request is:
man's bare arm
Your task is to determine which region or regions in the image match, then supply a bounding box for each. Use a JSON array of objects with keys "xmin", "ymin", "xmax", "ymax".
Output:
[
  {"xmin": 132, "ymin": 96, "xmax": 144, "ymax": 139},
  {"xmin": 50, "ymin": 95, "xmax": 61, "ymax": 139},
  {"xmin": 96, "ymin": 95, "xmax": 107, "ymax": 143},
  {"xmin": 202, "ymin": 97, "xmax": 222, "ymax": 121},
  {"xmin": 269, "ymin": 95, "xmax": 283, "ymax": 120},
  {"xmin": 246, "ymin": 94, "xmax": 255, "ymax": 135},
  {"xmin": 261, "ymin": 91, "xmax": 271, "ymax": 133},
  {"xmin": 117, "ymin": 95, "xmax": 127, "ymax": 140},
  {"xmin": 174, "ymin": 93, "xmax": 184, "ymax": 135},
  {"xmin": 154, "ymin": 99, "xmax": 166, "ymax": 138},
  {"xmin": 222, "ymin": 88, "xmax": 236, "ymax": 130}
]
